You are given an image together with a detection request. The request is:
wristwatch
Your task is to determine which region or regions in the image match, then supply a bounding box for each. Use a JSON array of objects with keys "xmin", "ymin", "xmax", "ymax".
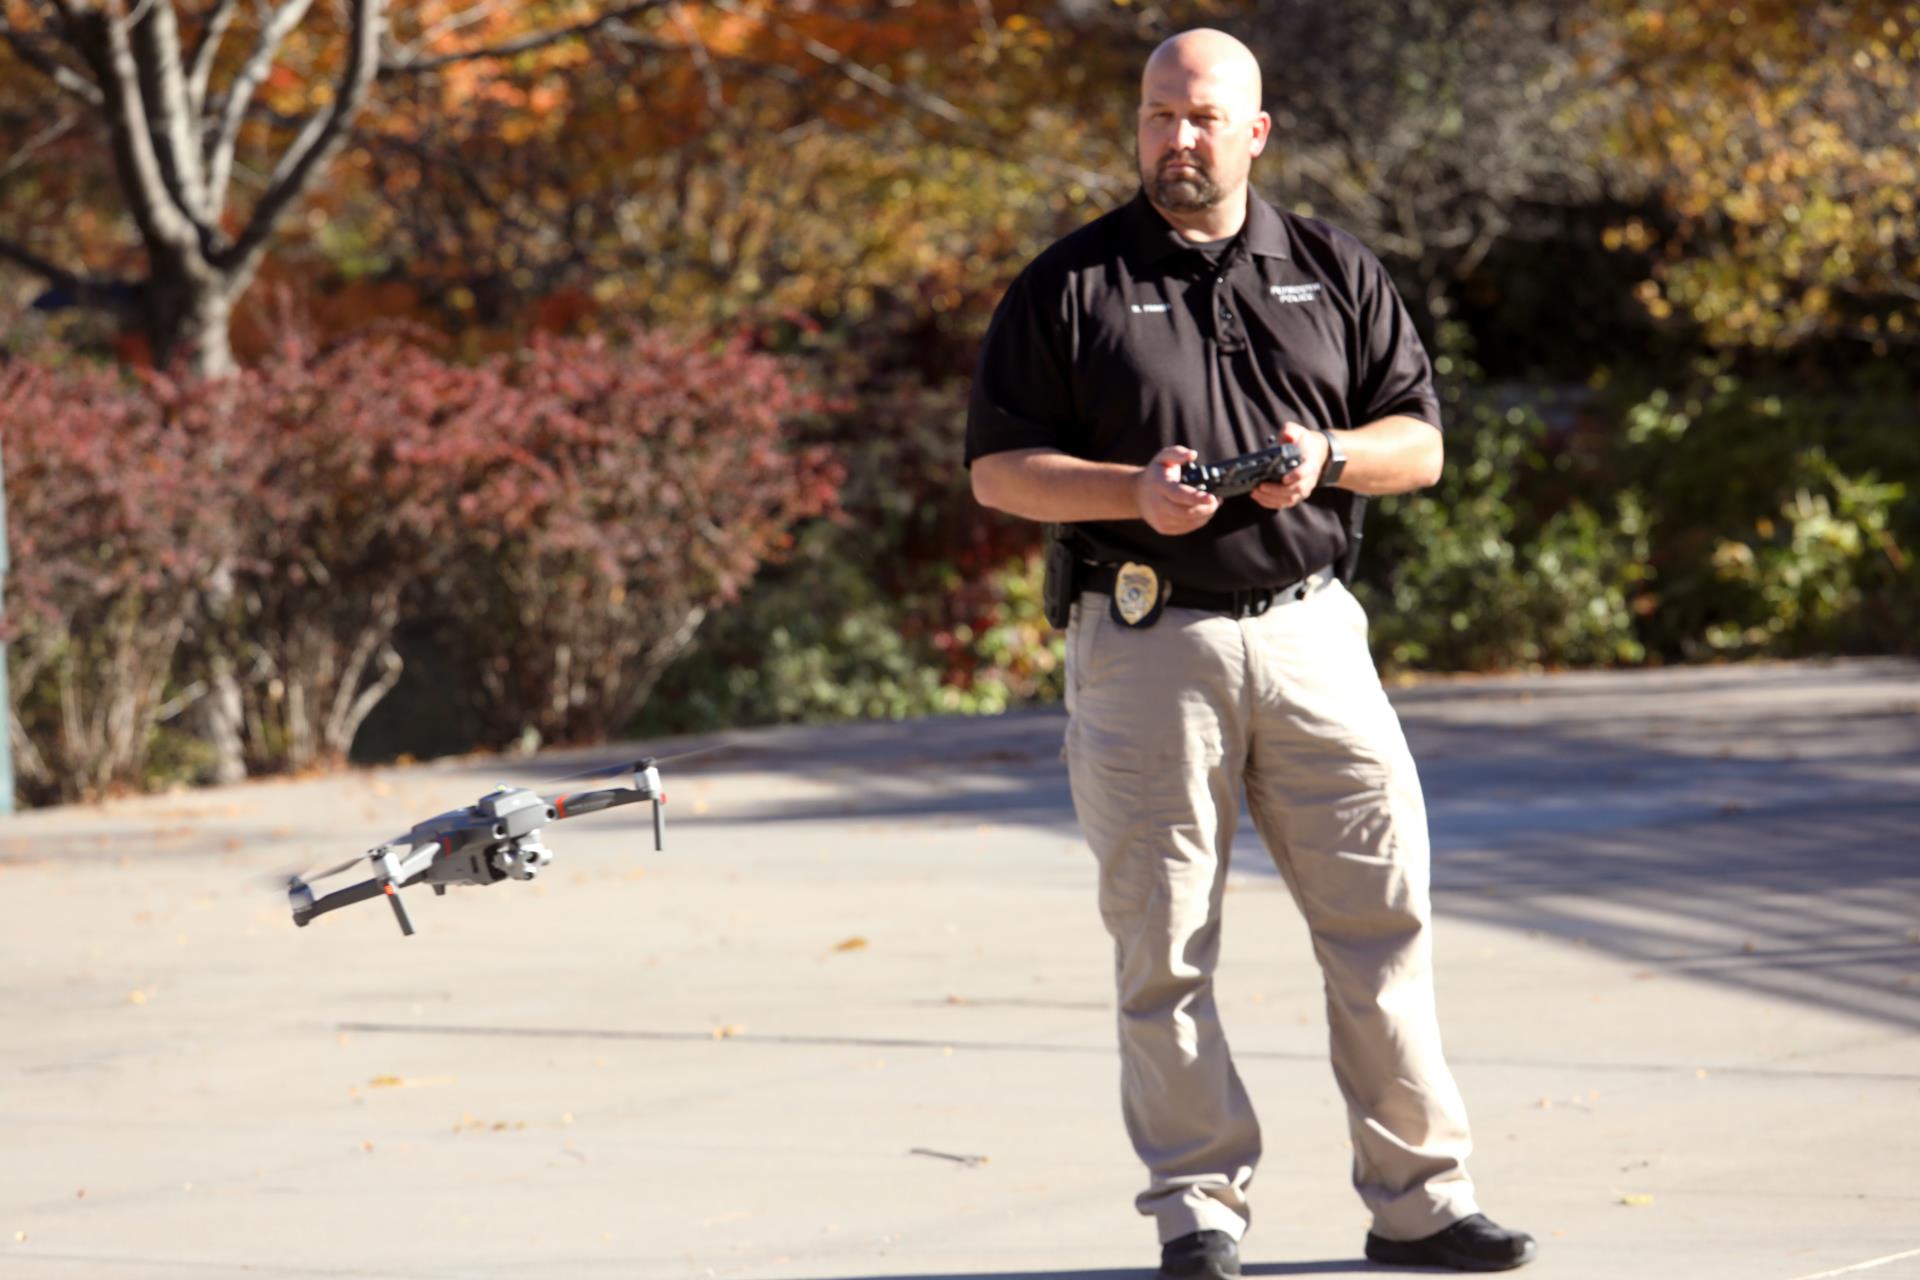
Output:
[{"xmin": 1316, "ymin": 427, "xmax": 1347, "ymax": 487}]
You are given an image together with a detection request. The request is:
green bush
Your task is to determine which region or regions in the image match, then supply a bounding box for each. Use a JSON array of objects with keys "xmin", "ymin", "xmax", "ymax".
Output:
[
  {"xmin": 636, "ymin": 527, "xmax": 1063, "ymax": 734},
  {"xmin": 1357, "ymin": 392, "xmax": 1650, "ymax": 673},
  {"xmin": 1604, "ymin": 370, "xmax": 1917, "ymax": 659}
]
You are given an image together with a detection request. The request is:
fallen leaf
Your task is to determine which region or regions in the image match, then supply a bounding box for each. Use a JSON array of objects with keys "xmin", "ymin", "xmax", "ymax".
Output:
[
  {"xmin": 711, "ymin": 1024, "xmax": 746, "ymax": 1039},
  {"xmin": 1618, "ymin": 1193, "xmax": 1654, "ymax": 1207},
  {"xmin": 833, "ymin": 937, "xmax": 869, "ymax": 953},
  {"xmin": 367, "ymin": 1074, "xmax": 454, "ymax": 1091}
]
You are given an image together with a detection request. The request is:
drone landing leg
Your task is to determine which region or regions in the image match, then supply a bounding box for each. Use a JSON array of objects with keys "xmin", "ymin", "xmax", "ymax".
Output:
[{"xmin": 384, "ymin": 884, "xmax": 416, "ymax": 936}]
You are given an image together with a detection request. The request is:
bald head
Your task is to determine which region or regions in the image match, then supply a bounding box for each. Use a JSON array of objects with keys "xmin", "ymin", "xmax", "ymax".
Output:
[
  {"xmin": 1141, "ymin": 29, "xmax": 1263, "ymax": 120},
  {"xmin": 1136, "ymin": 29, "xmax": 1270, "ymax": 230}
]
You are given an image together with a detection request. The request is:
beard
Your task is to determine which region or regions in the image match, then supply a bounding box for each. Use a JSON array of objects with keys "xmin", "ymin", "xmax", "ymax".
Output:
[{"xmin": 1140, "ymin": 147, "xmax": 1225, "ymax": 212}]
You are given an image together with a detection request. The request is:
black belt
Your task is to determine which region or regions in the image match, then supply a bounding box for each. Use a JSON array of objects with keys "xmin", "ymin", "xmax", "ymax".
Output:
[{"xmin": 1078, "ymin": 564, "xmax": 1331, "ymax": 619}]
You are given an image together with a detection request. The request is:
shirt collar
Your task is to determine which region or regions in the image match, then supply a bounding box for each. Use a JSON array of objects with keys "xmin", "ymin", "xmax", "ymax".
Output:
[{"xmin": 1122, "ymin": 189, "xmax": 1292, "ymax": 266}]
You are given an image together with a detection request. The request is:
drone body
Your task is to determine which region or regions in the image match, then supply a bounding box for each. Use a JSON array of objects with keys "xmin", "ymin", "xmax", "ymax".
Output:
[{"xmin": 288, "ymin": 761, "xmax": 666, "ymax": 936}]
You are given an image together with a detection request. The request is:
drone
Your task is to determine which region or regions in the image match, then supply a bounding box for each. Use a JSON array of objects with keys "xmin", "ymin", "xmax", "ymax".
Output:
[{"xmin": 286, "ymin": 757, "xmax": 674, "ymax": 937}]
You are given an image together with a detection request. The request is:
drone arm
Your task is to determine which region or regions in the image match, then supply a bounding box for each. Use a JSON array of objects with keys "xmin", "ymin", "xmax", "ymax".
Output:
[
  {"xmin": 291, "ymin": 876, "xmax": 388, "ymax": 928},
  {"xmin": 550, "ymin": 779, "xmax": 666, "ymax": 852},
  {"xmin": 290, "ymin": 841, "xmax": 436, "ymax": 935},
  {"xmin": 550, "ymin": 786, "xmax": 649, "ymax": 819}
]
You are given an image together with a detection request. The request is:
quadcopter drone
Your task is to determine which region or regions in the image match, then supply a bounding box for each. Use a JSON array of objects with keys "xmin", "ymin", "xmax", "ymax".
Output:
[{"xmin": 286, "ymin": 758, "xmax": 671, "ymax": 937}]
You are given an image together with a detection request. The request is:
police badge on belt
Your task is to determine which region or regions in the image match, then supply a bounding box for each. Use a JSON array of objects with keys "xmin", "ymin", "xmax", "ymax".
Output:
[{"xmin": 1111, "ymin": 562, "xmax": 1170, "ymax": 629}]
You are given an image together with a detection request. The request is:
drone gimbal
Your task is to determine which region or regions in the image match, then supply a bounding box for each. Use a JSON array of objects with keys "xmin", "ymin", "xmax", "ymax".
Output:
[{"xmin": 287, "ymin": 760, "xmax": 667, "ymax": 936}]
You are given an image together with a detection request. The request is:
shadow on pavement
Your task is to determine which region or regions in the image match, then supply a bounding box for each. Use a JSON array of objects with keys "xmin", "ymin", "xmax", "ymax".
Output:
[{"xmin": 454, "ymin": 664, "xmax": 1920, "ymax": 1032}]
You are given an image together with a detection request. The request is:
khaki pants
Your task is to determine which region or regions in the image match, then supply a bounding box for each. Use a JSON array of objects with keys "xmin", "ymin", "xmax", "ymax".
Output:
[{"xmin": 1064, "ymin": 576, "xmax": 1477, "ymax": 1244}]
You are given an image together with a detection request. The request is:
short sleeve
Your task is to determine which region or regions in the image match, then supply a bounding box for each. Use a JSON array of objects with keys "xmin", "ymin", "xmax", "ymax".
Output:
[
  {"xmin": 964, "ymin": 265, "xmax": 1080, "ymax": 465},
  {"xmin": 1349, "ymin": 253, "xmax": 1442, "ymax": 430}
]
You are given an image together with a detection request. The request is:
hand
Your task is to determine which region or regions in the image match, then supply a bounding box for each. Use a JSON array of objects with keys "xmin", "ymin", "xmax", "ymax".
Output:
[
  {"xmin": 1250, "ymin": 421, "xmax": 1329, "ymax": 510},
  {"xmin": 1134, "ymin": 445, "xmax": 1220, "ymax": 535}
]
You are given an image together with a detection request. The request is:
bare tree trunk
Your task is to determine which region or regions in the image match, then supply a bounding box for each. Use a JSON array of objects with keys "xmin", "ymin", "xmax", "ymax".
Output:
[{"xmin": 146, "ymin": 260, "xmax": 237, "ymax": 380}]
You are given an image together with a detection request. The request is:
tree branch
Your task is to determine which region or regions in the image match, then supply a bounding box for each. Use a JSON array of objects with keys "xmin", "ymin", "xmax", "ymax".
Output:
[
  {"xmin": 0, "ymin": 235, "xmax": 139, "ymax": 311},
  {"xmin": 128, "ymin": 0, "xmax": 214, "ymax": 226},
  {"xmin": 185, "ymin": 0, "xmax": 239, "ymax": 117},
  {"xmin": 206, "ymin": 0, "xmax": 316, "ymax": 224},
  {"xmin": 220, "ymin": 0, "xmax": 382, "ymax": 282},
  {"xmin": 710, "ymin": 0, "xmax": 966, "ymax": 126},
  {"xmin": 0, "ymin": 24, "xmax": 105, "ymax": 107},
  {"xmin": 378, "ymin": 0, "xmax": 674, "ymax": 77},
  {"xmin": 80, "ymin": 5, "xmax": 205, "ymax": 262},
  {"xmin": 0, "ymin": 111, "xmax": 78, "ymax": 183}
]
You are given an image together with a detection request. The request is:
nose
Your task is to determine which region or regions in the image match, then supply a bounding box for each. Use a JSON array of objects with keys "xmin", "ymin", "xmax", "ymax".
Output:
[{"xmin": 1175, "ymin": 118, "xmax": 1202, "ymax": 150}]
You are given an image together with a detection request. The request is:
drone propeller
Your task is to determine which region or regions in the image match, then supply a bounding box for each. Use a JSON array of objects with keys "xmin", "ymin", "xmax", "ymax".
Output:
[{"xmin": 538, "ymin": 742, "xmax": 730, "ymax": 786}]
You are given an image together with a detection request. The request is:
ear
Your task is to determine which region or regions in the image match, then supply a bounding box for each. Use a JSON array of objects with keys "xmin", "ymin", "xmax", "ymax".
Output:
[{"xmin": 1247, "ymin": 111, "xmax": 1272, "ymax": 158}]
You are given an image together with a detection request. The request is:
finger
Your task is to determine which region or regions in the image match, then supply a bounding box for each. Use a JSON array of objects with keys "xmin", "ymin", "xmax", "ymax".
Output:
[
  {"xmin": 1277, "ymin": 421, "xmax": 1311, "ymax": 442},
  {"xmin": 1159, "ymin": 484, "xmax": 1212, "ymax": 508}
]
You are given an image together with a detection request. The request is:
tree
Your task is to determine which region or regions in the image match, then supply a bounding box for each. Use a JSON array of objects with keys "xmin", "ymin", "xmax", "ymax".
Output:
[
  {"xmin": 1599, "ymin": 0, "xmax": 1920, "ymax": 350},
  {"xmin": 0, "ymin": 1, "xmax": 1035, "ymax": 374},
  {"xmin": 0, "ymin": 0, "xmax": 391, "ymax": 376}
]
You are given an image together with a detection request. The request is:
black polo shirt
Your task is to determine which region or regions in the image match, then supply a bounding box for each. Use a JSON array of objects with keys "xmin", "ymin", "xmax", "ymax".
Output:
[{"xmin": 965, "ymin": 191, "xmax": 1441, "ymax": 591}]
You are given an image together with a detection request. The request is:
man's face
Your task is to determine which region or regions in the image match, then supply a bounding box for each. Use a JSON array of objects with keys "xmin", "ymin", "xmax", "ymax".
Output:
[{"xmin": 1136, "ymin": 59, "xmax": 1268, "ymax": 214}]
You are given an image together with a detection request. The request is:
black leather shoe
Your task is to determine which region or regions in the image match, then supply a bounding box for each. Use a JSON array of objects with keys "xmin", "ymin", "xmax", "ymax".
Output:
[
  {"xmin": 1159, "ymin": 1228, "xmax": 1242, "ymax": 1279},
  {"xmin": 1364, "ymin": 1214, "xmax": 1537, "ymax": 1271}
]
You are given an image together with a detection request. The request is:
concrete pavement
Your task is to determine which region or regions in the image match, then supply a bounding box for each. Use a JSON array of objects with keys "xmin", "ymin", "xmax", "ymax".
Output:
[{"xmin": 1, "ymin": 658, "xmax": 1916, "ymax": 1279}]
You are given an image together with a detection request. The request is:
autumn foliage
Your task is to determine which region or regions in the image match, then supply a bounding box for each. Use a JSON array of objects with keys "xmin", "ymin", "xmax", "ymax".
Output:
[
  {"xmin": 0, "ymin": 359, "xmax": 228, "ymax": 800},
  {"xmin": 1, "ymin": 330, "xmax": 834, "ymax": 802}
]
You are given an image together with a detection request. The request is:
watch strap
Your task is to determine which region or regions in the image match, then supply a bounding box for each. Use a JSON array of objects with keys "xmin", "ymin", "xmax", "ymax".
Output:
[{"xmin": 1317, "ymin": 427, "xmax": 1347, "ymax": 487}]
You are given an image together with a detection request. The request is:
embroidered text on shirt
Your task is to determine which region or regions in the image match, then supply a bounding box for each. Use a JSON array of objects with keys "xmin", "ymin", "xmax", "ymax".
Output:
[{"xmin": 1270, "ymin": 283, "xmax": 1323, "ymax": 304}]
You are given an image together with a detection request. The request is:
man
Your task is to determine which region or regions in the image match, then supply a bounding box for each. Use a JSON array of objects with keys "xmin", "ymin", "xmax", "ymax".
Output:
[{"xmin": 964, "ymin": 28, "xmax": 1537, "ymax": 1279}]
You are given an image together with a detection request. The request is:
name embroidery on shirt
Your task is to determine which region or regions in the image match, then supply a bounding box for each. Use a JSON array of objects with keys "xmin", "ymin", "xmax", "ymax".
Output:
[
  {"xmin": 1270, "ymin": 283, "xmax": 1323, "ymax": 304},
  {"xmin": 1129, "ymin": 303, "xmax": 1171, "ymax": 314}
]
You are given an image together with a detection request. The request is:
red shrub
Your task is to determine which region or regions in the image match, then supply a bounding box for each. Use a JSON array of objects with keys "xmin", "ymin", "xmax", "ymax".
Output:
[
  {"xmin": 1, "ymin": 358, "xmax": 227, "ymax": 801},
  {"xmin": 444, "ymin": 328, "xmax": 840, "ymax": 746},
  {"xmin": 3, "ymin": 324, "xmax": 837, "ymax": 798}
]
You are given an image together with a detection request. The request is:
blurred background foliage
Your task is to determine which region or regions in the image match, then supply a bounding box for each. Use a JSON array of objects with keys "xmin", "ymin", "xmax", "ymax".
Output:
[{"xmin": 1, "ymin": 0, "xmax": 1915, "ymax": 799}]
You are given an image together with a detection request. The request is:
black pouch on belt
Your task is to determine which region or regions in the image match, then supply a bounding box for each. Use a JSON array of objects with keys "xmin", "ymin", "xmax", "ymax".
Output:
[{"xmin": 1041, "ymin": 524, "xmax": 1078, "ymax": 629}]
